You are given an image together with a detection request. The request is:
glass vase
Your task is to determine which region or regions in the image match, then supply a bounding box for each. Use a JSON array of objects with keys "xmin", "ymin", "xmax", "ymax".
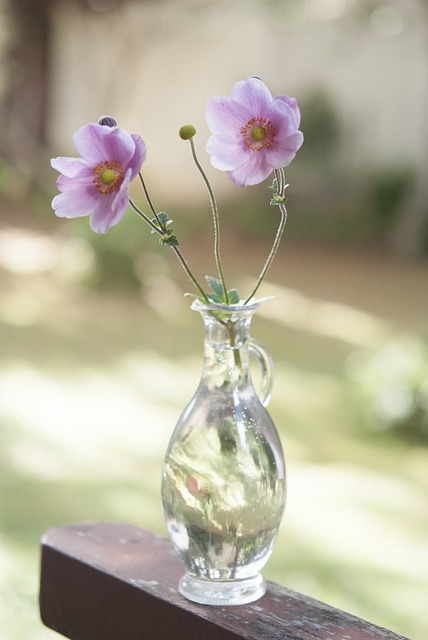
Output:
[{"xmin": 161, "ymin": 299, "xmax": 286, "ymax": 606}]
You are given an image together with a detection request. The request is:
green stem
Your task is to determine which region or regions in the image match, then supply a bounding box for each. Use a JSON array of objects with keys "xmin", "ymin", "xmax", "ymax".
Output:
[
  {"xmin": 129, "ymin": 198, "xmax": 209, "ymax": 303},
  {"xmin": 129, "ymin": 198, "xmax": 161, "ymax": 233},
  {"xmin": 138, "ymin": 172, "xmax": 164, "ymax": 229},
  {"xmin": 243, "ymin": 169, "xmax": 288, "ymax": 304},
  {"xmin": 226, "ymin": 320, "xmax": 242, "ymax": 369},
  {"xmin": 172, "ymin": 246, "xmax": 209, "ymax": 302},
  {"xmin": 189, "ymin": 137, "xmax": 229, "ymax": 304}
]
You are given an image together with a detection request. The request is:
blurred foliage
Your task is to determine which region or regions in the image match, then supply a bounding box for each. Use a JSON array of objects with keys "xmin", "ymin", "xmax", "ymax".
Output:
[
  {"xmin": 347, "ymin": 337, "xmax": 428, "ymax": 443},
  {"xmin": 367, "ymin": 165, "xmax": 416, "ymax": 224},
  {"xmin": 298, "ymin": 89, "xmax": 342, "ymax": 164}
]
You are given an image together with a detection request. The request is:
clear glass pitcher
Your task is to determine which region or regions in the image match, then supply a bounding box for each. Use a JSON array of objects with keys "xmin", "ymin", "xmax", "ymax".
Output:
[{"xmin": 161, "ymin": 300, "xmax": 286, "ymax": 605}]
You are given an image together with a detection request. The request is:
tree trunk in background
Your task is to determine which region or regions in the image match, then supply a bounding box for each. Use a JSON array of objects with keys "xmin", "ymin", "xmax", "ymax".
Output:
[
  {"xmin": 389, "ymin": 174, "xmax": 428, "ymax": 258},
  {"xmin": 387, "ymin": 0, "xmax": 428, "ymax": 258},
  {"xmin": 0, "ymin": 0, "xmax": 53, "ymax": 182}
]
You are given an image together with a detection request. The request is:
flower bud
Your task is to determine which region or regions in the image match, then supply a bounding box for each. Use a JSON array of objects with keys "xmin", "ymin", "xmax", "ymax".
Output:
[
  {"xmin": 98, "ymin": 115, "xmax": 117, "ymax": 127},
  {"xmin": 179, "ymin": 124, "xmax": 196, "ymax": 140}
]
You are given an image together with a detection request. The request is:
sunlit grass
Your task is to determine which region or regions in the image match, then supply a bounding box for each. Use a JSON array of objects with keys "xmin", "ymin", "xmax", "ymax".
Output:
[{"xmin": 1, "ymin": 224, "xmax": 427, "ymax": 639}]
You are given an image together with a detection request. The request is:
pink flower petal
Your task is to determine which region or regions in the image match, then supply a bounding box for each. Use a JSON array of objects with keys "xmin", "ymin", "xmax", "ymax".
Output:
[
  {"xmin": 89, "ymin": 170, "xmax": 132, "ymax": 233},
  {"xmin": 52, "ymin": 185, "xmax": 99, "ymax": 218},
  {"xmin": 89, "ymin": 196, "xmax": 123, "ymax": 233},
  {"xmin": 130, "ymin": 134, "xmax": 147, "ymax": 179},
  {"xmin": 102, "ymin": 127, "xmax": 138, "ymax": 165},
  {"xmin": 74, "ymin": 124, "xmax": 135, "ymax": 166},
  {"xmin": 228, "ymin": 153, "xmax": 273, "ymax": 188},
  {"xmin": 270, "ymin": 100, "xmax": 299, "ymax": 140},
  {"xmin": 55, "ymin": 173, "xmax": 94, "ymax": 192},
  {"xmin": 206, "ymin": 97, "xmax": 249, "ymax": 137},
  {"xmin": 230, "ymin": 77, "xmax": 272, "ymax": 118},
  {"xmin": 264, "ymin": 131, "xmax": 304, "ymax": 169},
  {"xmin": 51, "ymin": 156, "xmax": 89, "ymax": 178},
  {"xmin": 88, "ymin": 199, "xmax": 117, "ymax": 234},
  {"xmin": 274, "ymin": 95, "xmax": 301, "ymax": 128},
  {"xmin": 206, "ymin": 135, "xmax": 247, "ymax": 171}
]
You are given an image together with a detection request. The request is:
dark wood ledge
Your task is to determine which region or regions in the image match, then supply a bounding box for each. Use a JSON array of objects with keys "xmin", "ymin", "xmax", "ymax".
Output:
[{"xmin": 39, "ymin": 521, "xmax": 409, "ymax": 640}]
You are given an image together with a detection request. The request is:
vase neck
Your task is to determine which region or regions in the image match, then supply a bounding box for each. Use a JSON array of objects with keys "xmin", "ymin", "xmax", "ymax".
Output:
[
  {"xmin": 192, "ymin": 302, "xmax": 258, "ymax": 382},
  {"xmin": 195, "ymin": 302, "xmax": 257, "ymax": 347}
]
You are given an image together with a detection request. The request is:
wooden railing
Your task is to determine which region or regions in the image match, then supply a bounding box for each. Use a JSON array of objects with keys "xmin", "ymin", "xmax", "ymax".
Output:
[{"xmin": 39, "ymin": 522, "xmax": 409, "ymax": 640}]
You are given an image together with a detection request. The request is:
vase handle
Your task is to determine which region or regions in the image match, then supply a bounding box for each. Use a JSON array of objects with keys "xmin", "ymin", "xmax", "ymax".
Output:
[{"xmin": 249, "ymin": 338, "xmax": 274, "ymax": 407}]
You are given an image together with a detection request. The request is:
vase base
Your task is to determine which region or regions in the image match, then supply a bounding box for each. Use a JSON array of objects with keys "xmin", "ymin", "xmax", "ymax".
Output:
[{"xmin": 178, "ymin": 573, "xmax": 266, "ymax": 606}]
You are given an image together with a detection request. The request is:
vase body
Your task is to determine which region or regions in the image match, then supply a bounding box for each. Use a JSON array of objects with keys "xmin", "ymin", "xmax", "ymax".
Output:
[{"xmin": 161, "ymin": 300, "xmax": 286, "ymax": 605}]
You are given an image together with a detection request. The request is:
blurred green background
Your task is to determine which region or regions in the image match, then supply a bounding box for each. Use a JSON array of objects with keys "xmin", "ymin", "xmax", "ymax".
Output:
[{"xmin": 1, "ymin": 1, "xmax": 428, "ymax": 639}]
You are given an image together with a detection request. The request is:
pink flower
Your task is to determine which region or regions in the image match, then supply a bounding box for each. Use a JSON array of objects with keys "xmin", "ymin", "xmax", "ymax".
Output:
[
  {"xmin": 51, "ymin": 123, "xmax": 146, "ymax": 233},
  {"xmin": 206, "ymin": 77, "xmax": 303, "ymax": 187}
]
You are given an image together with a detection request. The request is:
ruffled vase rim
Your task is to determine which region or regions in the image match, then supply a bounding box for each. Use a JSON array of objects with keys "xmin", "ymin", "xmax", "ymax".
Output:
[{"xmin": 190, "ymin": 296, "xmax": 276, "ymax": 313}]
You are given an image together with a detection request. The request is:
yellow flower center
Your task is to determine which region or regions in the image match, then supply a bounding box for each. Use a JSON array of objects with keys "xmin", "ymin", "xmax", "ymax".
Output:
[
  {"xmin": 93, "ymin": 161, "xmax": 124, "ymax": 194},
  {"xmin": 100, "ymin": 169, "xmax": 116, "ymax": 185},
  {"xmin": 241, "ymin": 117, "xmax": 275, "ymax": 151},
  {"xmin": 251, "ymin": 125, "xmax": 266, "ymax": 142}
]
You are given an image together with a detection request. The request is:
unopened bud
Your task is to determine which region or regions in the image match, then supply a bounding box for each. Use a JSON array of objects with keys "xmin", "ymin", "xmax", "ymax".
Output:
[
  {"xmin": 179, "ymin": 124, "xmax": 196, "ymax": 140},
  {"xmin": 98, "ymin": 115, "xmax": 117, "ymax": 127}
]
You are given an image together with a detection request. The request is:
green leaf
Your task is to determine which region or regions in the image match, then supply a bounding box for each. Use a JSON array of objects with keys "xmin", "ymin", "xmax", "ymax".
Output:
[
  {"xmin": 270, "ymin": 194, "xmax": 288, "ymax": 206},
  {"xmin": 152, "ymin": 213, "xmax": 173, "ymax": 230},
  {"xmin": 205, "ymin": 275, "xmax": 225, "ymax": 298},
  {"xmin": 159, "ymin": 229, "xmax": 179, "ymax": 247},
  {"xmin": 158, "ymin": 211, "xmax": 173, "ymax": 226},
  {"xmin": 204, "ymin": 277, "xmax": 241, "ymax": 304},
  {"xmin": 205, "ymin": 292, "xmax": 223, "ymax": 303},
  {"xmin": 269, "ymin": 177, "xmax": 278, "ymax": 191},
  {"xmin": 218, "ymin": 419, "xmax": 238, "ymax": 455},
  {"xmin": 227, "ymin": 289, "xmax": 240, "ymax": 304}
]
